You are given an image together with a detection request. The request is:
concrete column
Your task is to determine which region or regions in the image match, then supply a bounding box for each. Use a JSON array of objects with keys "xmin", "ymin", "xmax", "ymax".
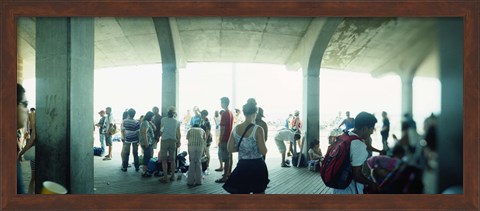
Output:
[
  {"xmin": 302, "ymin": 72, "xmax": 319, "ymax": 153},
  {"xmin": 400, "ymin": 74, "xmax": 414, "ymax": 116},
  {"xmin": 35, "ymin": 17, "xmax": 94, "ymax": 194},
  {"xmin": 301, "ymin": 18, "xmax": 342, "ymax": 156},
  {"xmin": 437, "ymin": 18, "xmax": 463, "ymax": 193},
  {"xmin": 153, "ymin": 18, "xmax": 178, "ymax": 116}
]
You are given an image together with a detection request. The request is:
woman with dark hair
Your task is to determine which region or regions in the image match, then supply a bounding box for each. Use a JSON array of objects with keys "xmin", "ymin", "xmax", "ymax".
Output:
[
  {"xmin": 158, "ymin": 106, "xmax": 181, "ymax": 183},
  {"xmin": 16, "ymin": 84, "xmax": 29, "ymax": 194},
  {"xmin": 140, "ymin": 111, "xmax": 155, "ymax": 177},
  {"xmin": 223, "ymin": 98, "xmax": 269, "ymax": 194}
]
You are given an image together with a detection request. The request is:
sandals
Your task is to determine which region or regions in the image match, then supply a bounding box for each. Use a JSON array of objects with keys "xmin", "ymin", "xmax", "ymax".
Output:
[{"xmin": 215, "ymin": 178, "xmax": 227, "ymax": 183}]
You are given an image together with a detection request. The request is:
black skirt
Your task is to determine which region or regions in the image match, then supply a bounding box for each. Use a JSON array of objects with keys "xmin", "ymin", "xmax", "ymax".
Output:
[{"xmin": 223, "ymin": 158, "xmax": 270, "ymax": 194}]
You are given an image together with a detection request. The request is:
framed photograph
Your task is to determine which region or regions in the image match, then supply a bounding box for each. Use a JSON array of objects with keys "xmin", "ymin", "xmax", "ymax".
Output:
[{"xmin": 1, "ymin": 0, "xmax": 478, "ymax": 210}]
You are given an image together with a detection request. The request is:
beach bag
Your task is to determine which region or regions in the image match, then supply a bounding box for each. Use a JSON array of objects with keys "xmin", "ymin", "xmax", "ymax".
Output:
[
  {"xmin": 109, "ymin": 124, "xmax": 117, "ymax": 135},
  {"xmin": 292, "ymin": 153, "xmax": 307, "ymax": 167},
  {"xmin": 320, "ymin": 133, "xmax": 359, "ymax": 189},
  {"xmin": 93, "ymin": 147, "xmax": 103, "ymax": 156},
  {"xmin": 147, "ymin": 157, "xmax": 159, "ymax": 172}
]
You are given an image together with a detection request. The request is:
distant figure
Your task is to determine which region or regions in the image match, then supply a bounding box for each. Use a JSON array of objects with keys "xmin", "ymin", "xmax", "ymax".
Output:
[
  {"xmin": 403, "ymin": 113, "xmax": 417, "ymax": 130},
  {"xmin": 224, "ymin": 98, "xmax": 269, "ymax": 194},
  {"xmin": 102, "ymin": 107, "xmax": 115, "ymax": 160},
  {"xmin": 159, "ymin": 106, "xmax": 182, "ymax": 183},
  {"xmin": 213, "ymin": 110, "xmax": 221, "ymax": 144},
  {"xmin": 95, "ymin": 110, "xmax": 106, "ymax": 154},
  {"xmin": 183, "ymin": 109, "xmax": 192, "ymax": 130},
  {"xmin": 291, "ymin": 110, "xmax": 302, "ymax": 150},
  {"xmin": 215, "ymin": 97, "xmax": 234, "ymax": 183},
  {"xmin": 380, "ymin": 111, "xmax": 390, "ymax": 153},
  {"xmin": 338, "ymin": 111, "xmax": 355, "ymax": 132},
  {"xmin": 234, "ymin": 108, "xmax": 244, "ymax": 126},
  {"xmin": 285, "ymin": 114, "xmax": 293, "ymax": 129},
  {"xmin": 189, "ymin": 106, "xmax": 201, "ymax": 127}
]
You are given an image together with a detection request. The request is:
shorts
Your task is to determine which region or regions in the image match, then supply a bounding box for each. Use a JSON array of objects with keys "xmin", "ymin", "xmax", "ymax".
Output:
[
  {"xmin": 218, "ymin": 142, "xmax": 231, "ymax": 162},
  {"xmin": 105, "ymin": 135, "xmax": 112, "ymax": 146},
  {"xmin": 160, "ymin": 139, "xmax": 177, "ymax": 161},
  {"xmin": 274, "ymin": 138, "xmax": 287, "ymax": 153}
]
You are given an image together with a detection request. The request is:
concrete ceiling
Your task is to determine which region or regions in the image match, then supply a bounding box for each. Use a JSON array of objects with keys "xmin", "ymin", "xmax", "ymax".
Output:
[{"xmin": 17, "ymin": 17, "xmax": 439, "ymax": 80}]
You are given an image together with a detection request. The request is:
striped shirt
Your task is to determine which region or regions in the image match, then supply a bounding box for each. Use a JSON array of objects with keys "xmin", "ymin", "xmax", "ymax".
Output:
[
  {"xmin": 122, "ymin": 118, "xmax": 140, "ymax": 143},
  {"xmin": 187, "ymin": 127, "xmax": 205, "ymax": 147}
]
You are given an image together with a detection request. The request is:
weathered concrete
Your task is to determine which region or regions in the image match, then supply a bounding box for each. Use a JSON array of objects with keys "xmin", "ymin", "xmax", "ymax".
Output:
[
  {"xmin": 153, "ymin": 18, "xmax": 178, "ymax": 116},
  {"xmin": 401, "ymin": 74, "xmax": 414, "ymax": 116},
  {"xmin": 301, "ymin": 18, "xmax": 342, "ymax": 156},
  {"xmin": 437, "ymin": 18, "xmax": 463, "ymax": 193},
  {"xmin": 35, "ymin": 17, "xmax": 94, "ymax": 194}
]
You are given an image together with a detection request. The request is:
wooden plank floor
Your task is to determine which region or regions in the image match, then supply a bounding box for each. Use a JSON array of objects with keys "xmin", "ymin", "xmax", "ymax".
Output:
[
  {"xmin": 91, "ymin": 142, "xmax": 332, "ymax": 194},
  {"xmin": 21, "ymin": 139, "xmax": 333, "ymax": 194}
]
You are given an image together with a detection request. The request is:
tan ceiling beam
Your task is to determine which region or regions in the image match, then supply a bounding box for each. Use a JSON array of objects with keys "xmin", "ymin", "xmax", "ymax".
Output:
[
  {"xmin": 370, "ymin": 24, "xmax": 437, "ymax": 78},
  {"xmin": 285, "ymin": 17, "xmax": 338, "ymax": 71},
  {"xmin": 168, "ymin": 17, "xmax": 186, "ymax": 69}
]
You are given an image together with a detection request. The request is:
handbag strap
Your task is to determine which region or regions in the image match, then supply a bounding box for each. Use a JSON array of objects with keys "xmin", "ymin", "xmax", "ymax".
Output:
[{"xmin": 237, "ymin": 123, "xmax": 255, "ymax": 150}]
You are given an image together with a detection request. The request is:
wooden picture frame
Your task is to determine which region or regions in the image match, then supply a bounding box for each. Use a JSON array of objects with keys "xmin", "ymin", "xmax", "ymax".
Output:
[{"xmin": 1, "ymin": 0, "xmax": 478, "ymax": 209}]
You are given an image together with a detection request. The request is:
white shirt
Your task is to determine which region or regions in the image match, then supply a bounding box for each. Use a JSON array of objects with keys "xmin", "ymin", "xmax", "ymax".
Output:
[
  {"xmin": 274, "ymin": 128, "xmax": 294, "ymax": 142},
  {"xmin": 332, "ymin": 131, "xmax": 368, "ymax": 194}
]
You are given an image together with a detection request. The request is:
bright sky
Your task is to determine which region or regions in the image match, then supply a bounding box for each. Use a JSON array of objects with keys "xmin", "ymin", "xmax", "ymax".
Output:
[{"xmin": 24, "ymin": 62, "xmax": 441, "ymax": 135}]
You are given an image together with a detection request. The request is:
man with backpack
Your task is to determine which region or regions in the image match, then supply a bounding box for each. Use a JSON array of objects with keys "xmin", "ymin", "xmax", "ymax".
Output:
[{"xmin": 321, "ymin": 111, "xmax": 381, "ymax": 194}]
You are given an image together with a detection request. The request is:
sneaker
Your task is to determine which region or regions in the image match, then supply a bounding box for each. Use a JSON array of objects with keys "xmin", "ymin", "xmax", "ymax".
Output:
[
  {"xmin": 285, "ymin": 160, "xmax": 290, "ymax": 165},
  {"xmin": 281, "ymin": 163, "xmax": 291, "ymax": 168},
  {"xmin": 121, "ymin": 167, "xmax": 127, "ymax": 172},
  {"xmin": 214, "ymin": 168, "xmax": 223, "ymax": 172}
]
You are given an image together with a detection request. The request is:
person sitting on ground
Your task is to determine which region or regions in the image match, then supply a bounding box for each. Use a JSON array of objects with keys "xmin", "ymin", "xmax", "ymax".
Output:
[
  {"xmin": 308, "ymin": 139, "xmax": 323, "ymax": 169},
  {"xmin": 273, "ymin": 127, "xmax": 300, "ymax": 167}
]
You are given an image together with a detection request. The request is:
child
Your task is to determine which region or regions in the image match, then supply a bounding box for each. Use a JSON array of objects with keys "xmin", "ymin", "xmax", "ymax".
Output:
[{"xmin": 308, "ymin": 139, "xmax": 323, "ymax": 170}]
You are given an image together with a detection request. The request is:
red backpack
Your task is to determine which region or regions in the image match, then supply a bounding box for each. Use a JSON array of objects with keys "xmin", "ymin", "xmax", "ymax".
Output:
[{"xmin": 320, "ymin": 133, "xmax": 359, "ymax": 189}]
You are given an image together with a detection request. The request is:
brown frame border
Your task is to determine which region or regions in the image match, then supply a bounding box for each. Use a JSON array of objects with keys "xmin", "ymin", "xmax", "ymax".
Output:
[{"xmin": 1, "ymin": 0, "xmax": 478, "ymax": 210}]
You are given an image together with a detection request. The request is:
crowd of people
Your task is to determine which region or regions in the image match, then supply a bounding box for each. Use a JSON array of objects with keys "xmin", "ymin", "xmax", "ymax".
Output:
[{"xmin": 16, "ymin": 82, "xmax": 438, "ymax": 194}]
